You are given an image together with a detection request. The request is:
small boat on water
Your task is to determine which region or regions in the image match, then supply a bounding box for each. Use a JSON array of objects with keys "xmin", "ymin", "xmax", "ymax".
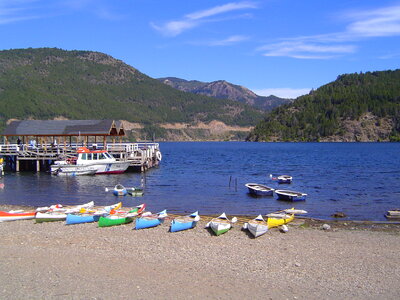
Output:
[
  {"xmin": 275, "ymin": 189, "xmax": 307, "ymax": 201},
  {"xmin": 385, "ymin": 209, "xmax": 400, "ymax": 219},
  {"xmin": 245, "ymin": 183, "xmax": 274, "ymax": 196},
  {"xmin": 51, "ymin": 147, "xmax": 131, "ymax": 175},
  {"xmin": 277, "ymin": 175, "xmax": 292, "ymax": 184},
  {"xmin": 98, "ymin": 204, "xmax": 146, "ymax": 227},
  {"xmin": 135, "ymin": 209, "xmax": 168, "ymax": 230},
  {"xmin": 242, "ymin": 215, "xmax": 268, "ymax": 238},
  {"xmin": 127, "ymin": 187, "xmax": 144, "ymax": 197},
  {"xmin": 113, "ymin": 184, "xmax": 127, "ymax": 196},
  {"xmin": 170, "ymin": 211, "xmax": 200, "ymax": 232},
  {"xmin": 0, "ymin": 210, "xmax": 36, "ymax": 222},
  {"xmin": 205, "ymin": 213, "xmax": 237, "ymax": 236}
]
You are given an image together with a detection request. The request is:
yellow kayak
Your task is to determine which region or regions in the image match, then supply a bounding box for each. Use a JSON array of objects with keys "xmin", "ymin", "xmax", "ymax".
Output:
[{"xmin": 267, "ymin": 213, "xmax": 294, "ymax": 228}]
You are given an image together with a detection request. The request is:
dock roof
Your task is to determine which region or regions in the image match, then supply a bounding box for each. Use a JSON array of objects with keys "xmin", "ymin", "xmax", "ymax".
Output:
[{"xmin": 2, "ymin": 120, "xmax": 125, "ymax": 136}]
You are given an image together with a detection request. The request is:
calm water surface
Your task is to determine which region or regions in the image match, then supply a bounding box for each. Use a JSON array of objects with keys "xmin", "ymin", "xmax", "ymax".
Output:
[{"xmin": 0, "ymin": 142, "xmax": 399, "ymax": 221}]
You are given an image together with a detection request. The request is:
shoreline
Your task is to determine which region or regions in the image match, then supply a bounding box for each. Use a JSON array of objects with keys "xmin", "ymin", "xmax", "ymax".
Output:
[{"xmin": 0, "ymin": 215, "xmax": 399, "ymax": 299}]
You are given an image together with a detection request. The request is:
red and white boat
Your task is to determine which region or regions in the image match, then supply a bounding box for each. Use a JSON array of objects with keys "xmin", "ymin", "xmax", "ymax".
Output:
[
  {"xmin": 0, "ymin": 210, "xmax": 36, "ymax": 222},
  {"xmin": 50, "ymin": 147, "xmax": 131, "ymax": 175}
]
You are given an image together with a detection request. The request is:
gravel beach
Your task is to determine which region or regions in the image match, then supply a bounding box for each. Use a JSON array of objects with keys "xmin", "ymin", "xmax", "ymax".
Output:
[{"xmin": 0, "ymin": 213, "xmax": 399, "ymax": 300}]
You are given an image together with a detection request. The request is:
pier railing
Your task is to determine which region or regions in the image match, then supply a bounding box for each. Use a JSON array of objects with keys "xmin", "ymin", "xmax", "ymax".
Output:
[{"xmin": 0, "ymin": 142, "xmax": 161, "ymax": 172}]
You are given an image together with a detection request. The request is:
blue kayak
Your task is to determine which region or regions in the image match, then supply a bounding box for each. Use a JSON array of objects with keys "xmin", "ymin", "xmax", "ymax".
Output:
[
  {"xmin": 170, "ymin": 211, "xmax": 200, "ymax": 232},
  {"xmin": 66, "ymin": 213, "xmax": 101, "ymax": 225},
  {"xmin": 135, "ymin": 209, "xmax": 167, "ymax": 230}
]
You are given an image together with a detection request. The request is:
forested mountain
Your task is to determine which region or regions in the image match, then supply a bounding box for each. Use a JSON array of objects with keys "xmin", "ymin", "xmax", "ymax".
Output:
[
  {"xmin": 0, "ymin": 48, "xmax": 265, "ymax": 140},
  {"xmin": 247, "ymin": 70, "xmax": 400, "ymax": 142},
  {"xmin": 158, "ymin": 77, "xmax": 292, "ymax": 111}
]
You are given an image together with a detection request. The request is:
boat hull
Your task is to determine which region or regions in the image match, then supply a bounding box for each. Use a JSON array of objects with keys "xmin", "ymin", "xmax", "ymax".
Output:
[
  {"xmin": 98, "ymin": 216, "xmax": 133, "ymax": 227},
  {"xmin": 66, "ymin": 214, "xmax": 100, "ymax": 225},
  {"xmin": 210, "ymin": 222, "xmax": 231, "ymax": 236},
  {"xmin": 245, "ymin": 183, "xmax": 274, "ymax": 196},
  {"xmin": 170, "ymin": 220, "xmax": 197, "ymax": 232},
  {"xmin": 0, "ymin": 211, "xmax": 36, "ymax": 222},
  {"xmin": 135, "ymin": 217, "xmax": 163, "ymax": 230},
  {"xmin": 275, "ymin": 190, "xmax": 307, "ymax": 201},
  {"xmin": 267, "ymin": 214, "xmax": 294, "ymax": 228},
  {"xmin": 51, "ymin": 161, "xmax": 130, "ymax": 175},
  {"xmin": 247, "ymin": 222, "xmax": 268, "ymax": 238},
  {"xmin": 35, "ymin": 212, "xmax": 67, "ymax": 223}
]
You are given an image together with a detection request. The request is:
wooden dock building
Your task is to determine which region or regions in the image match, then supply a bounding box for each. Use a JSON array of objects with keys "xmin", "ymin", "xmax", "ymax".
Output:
[{"xmin": 0, "ymin": 120, "xmax": 162, "ymax": 172}]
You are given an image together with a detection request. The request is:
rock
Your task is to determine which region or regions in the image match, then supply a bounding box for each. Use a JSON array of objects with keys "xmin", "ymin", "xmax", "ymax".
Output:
[
  {"xmin": 331, "ymin": 212, "xmax": 347, "ymax": 218},
  {"xmin": 322, "ymin": 224, "xmax": 331, "ymax": 231}
]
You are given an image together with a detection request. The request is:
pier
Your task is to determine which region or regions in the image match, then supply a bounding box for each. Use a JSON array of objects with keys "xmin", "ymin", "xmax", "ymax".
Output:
[{"xmin": 0, "ymin": 120, "xmax": 162, "ymax": 173}]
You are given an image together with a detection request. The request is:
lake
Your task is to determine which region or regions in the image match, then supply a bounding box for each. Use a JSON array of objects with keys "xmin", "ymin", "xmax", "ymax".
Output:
[{"xmin": 0, "ymin": 142, "xmax": 399, "ymax": 221}]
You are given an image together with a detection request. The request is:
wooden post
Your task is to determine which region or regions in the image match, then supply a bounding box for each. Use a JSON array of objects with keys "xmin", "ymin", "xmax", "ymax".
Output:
[
  {"xmin": 36, "ymin": 160, "xmax": 40, "ymax": 172},
  {"xmin": 16, "ymin": 158, "xmax": 19, "ymax": 172}
]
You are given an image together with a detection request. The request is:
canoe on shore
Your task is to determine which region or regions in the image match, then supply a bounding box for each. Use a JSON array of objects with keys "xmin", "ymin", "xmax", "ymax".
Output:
[
  {"xmin": 98, "ymin": 204, "xmax": 146, "ymax": 228},
  {"xmin": 135, "ymin": 209, "xmax": 168, "ymax": 230},
  {"xmin": 242, "ymin": 215, "xmax": 268, "ymax": 238},
  {"xmin": 0, "ymin": 210, "xmax": 36, "ymax": 222},
  {"xmin": 170, "ymin": 211, "xmax": 200, "ymax": 232},
  {"xmin": 206, "ymin": 213, "xmax": 237, "ymax": 236}
]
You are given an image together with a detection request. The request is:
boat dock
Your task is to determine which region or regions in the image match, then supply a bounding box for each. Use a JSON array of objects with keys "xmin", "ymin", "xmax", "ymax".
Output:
[
  {"xmin": 0, "ymin": 119, "xmax": 162, "ymax": 173},
  {"xmin": 0, "ymin": 142, "xmax": 161, "ymax": 172}
]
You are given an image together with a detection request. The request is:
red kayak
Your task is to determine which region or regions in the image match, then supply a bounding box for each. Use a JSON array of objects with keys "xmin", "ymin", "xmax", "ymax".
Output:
[{"xmin": 0, "ymin": 210, "xmax": 36, "ymax": 222}]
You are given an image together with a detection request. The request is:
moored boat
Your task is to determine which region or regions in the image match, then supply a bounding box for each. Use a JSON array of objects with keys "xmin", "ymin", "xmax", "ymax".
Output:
[
  {"xmin": 245, "ymin": 183, "xmax": 274, "ymax": 196},
  {"xmin": 385, "ymin": 209, "xmax": 400, "ymax": 219},
  {"xmin": 242, "ymin": 214, "xmax": 268, "ymax": 238},
  {"xmin": 206, "ymin": 213, "xmax": 237, "ymax": 236},
  {"xmin": 135, "ymin": 209, "xmax": 168, "ymax": 230},
  {"xmin": 275, "ymin": 189, "xmax": 307, "ymax": 201},
  {"xmin": 170, "ymin": 211, "xmax": 200, "ymax": 232},
  {"xmin": 277, "ymin": 175, "xmax": 292, "ymax": 184},
  {"xmin": 51, "ymin": 147, "xmax": 130, "ymax": 175},
  {"xmin": 0, "ymin": 210, "xmax": 36, "ymax": 222},
  {"xmin": 113, "ymin": 184, "xmax": 127, "ymax": 196}
]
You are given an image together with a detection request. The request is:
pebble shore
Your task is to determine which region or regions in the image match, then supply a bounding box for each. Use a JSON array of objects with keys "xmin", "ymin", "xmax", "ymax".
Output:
[{"xmin": 0, "ymin": 215, "xmax": 399, "ymax": 299}]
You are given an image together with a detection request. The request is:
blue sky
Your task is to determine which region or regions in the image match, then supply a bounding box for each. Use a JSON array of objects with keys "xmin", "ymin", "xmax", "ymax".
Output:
[{"xmin": 1, "ymin": 0, "xmax": 400, "ymax": 98}]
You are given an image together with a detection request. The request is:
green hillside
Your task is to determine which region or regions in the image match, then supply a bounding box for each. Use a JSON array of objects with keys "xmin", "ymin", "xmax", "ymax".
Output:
[
  {"xmin": 247, "ymin": 70, "xmax": 400, "ymax": 142},
  {"xmin": 0, "ymin": 48, "xmax": 264, "ymax": 132}
]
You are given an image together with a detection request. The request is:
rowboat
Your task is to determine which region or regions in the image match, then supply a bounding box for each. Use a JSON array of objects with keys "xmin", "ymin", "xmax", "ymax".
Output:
[
  {"xmin": 113, "ymin": 184, "xmax": 127, "ymax": 196},
  {"xmin": 205, "ymin": 213, "xmax": 237, "ymax": 236},
  {"xmin": 385, "ymin": 209, "xmax": 400, "ymax": 219},
  {"xmin": 0, "ymin": 210, "xmax": 36, "ymax": 222},
  {"xmin": 51, "ymin": 147, "xmax": 131, "ymax": 175},
  {"xmin": 245, "ymin": 183, "xmax": 274, "ymax": 196},
  {"xmin": 98, "ymin": 204, "xmax": 146, "ymax": 227},
  {"xmin": 135, "ymin": 209, "xmax": 167, "ymax": 230},
  {"xmin": 127, "ymin": 187, "xmax": 144, "ymax": 197},
  {"xmin": 266, "ymin": 208, "xmax": 308, "ymax": 228},
  {"xmin": 242, "ymin": 215, "xmax": 268, "ymax": 238},
  {"xmin": 275, "ymin": 189, "xmax": 307, "ymax": 201},
  {"xmin": 277, "ymin": 175, "xmax": 292, "ymax": 184},
  {"xmin": 170, "ymin": 211, "xmax": 200, "ymax": 232}
]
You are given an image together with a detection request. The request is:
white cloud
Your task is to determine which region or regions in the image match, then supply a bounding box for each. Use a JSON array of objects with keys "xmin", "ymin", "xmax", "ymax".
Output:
[
  {"xmin": 206, "ymin": 35, "xmax": 250, "ymax": 46},
  {"xmin": 259, "ymin": 41, "xmax": 356, "ymax": 59},
  {"xmin": 257, "ymin": 4, "xmax": 400, "ymax": 59},
  {"xmin": 151, "ymin": 1, "xmax": 257, "ymax": 37},
  {"xmin": 253, "ymin": 88, "xmax": 311, "ymax": 99},
  {"xmin": 346, "ymin": 5, "xmax": 400, "ymax": 37}
]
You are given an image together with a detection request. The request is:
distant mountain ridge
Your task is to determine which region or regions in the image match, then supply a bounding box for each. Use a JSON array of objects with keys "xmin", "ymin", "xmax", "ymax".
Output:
[
  {"xmin": 0, "ymin": 48, "xmax": 265, "ymax": 141},
  {"xmin": 158, "ymin": 77, "xmax": 292, "ymax": 111}
]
